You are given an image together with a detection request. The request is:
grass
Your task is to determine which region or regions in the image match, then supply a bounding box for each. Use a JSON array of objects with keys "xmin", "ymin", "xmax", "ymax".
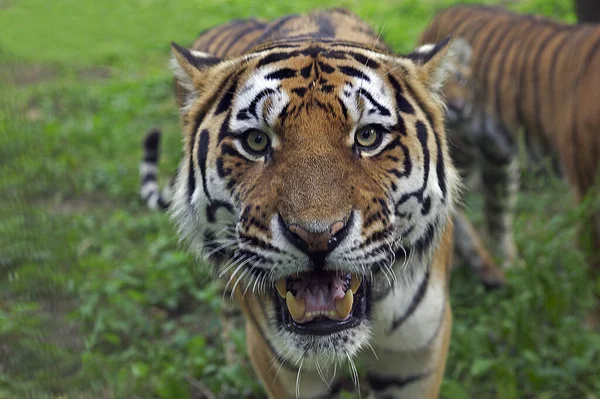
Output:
[{"xmin": 1, "ymin": 0, "xmax": 598, "ymax": 398}]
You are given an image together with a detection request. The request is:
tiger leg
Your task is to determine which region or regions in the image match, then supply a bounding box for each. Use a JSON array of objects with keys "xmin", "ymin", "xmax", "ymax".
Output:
[
  {"xmin": 479, "ymin": 120, "xmax": 519, "ymax": 268},
  {"xmin": 453, "ymin": 210, "xmax": 505, "ymax": 288},
  {"xmin": 448, "ymin": 125, "xmax": 504, "ymax": 286}
]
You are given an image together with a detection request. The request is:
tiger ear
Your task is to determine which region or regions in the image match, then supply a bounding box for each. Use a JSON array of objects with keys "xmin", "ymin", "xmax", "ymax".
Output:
[
  {"xmin": 448, "ymin": 37, "xmax": 472, "ymax": 65},
  {"xmin": 406, "ymin": 35, "xmax": 454, "ymax": 94},
  {"xmin": 170, "ymin": 42, "xmax": 222, "ymax": 90}
]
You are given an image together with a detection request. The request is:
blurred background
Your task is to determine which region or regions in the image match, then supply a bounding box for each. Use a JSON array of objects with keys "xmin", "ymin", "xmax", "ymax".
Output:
[{"xmin": 1, "ymin": 0, "xmax": 599, "ymax": 398}]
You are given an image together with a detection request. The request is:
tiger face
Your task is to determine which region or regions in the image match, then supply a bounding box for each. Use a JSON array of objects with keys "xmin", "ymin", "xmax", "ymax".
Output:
[
  {"xmin": 439, "ymin": 38, "xmax": 474, "ymax": 128},
  {"xmin": 169, "ymin": 38, "xmax": 458, "ymax": 365}
]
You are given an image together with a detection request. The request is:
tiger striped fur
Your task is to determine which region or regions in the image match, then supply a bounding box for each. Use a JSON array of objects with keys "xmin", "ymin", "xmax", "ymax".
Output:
[
  {"xmin": 419, "ymin": 5, "xmax": 600, "ymax": 326},
  {"xmin": 141, "ymin": 9, "xmax": 461, "ymax": 397},
  {"xmin": 417, "ymin": 39, "xmax": 506, "ymax": 288}
]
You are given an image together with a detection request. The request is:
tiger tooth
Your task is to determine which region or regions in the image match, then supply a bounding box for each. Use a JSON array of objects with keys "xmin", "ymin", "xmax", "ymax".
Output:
[
  {"xmin": 335, "ymin": 289, "xmax": 354, "ymax": 319},
  {"xmin": 350, "ymin": 274, "xmax": 362, "ymax": 293},
  {"xmin": 275, "ymin": 279, "xmax": 287, "ymax": 298},
  {"xmin": 286, "ymin": 291, "xmax": 306, "ymax": 321}
]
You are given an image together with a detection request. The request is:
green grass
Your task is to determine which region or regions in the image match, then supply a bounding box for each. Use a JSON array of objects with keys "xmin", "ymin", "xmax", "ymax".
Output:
[{"xmin": 1, "ymin": 0, "xmax": 597, "ymax": 398}]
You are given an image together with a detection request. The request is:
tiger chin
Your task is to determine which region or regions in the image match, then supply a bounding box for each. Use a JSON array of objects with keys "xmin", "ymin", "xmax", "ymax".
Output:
[{"xmin": 141, "ymin": 8, "xmax": 460, "ymax": 399}]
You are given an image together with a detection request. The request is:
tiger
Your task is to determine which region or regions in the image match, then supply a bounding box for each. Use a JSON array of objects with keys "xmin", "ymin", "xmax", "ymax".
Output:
[
  {"xmin": 424, "ymin": 38, "xmax": 506, "ymax": 289},
  {"xmin": 140, "ymin": 9, "xmax": 461, "ymax": 398},
  {"xmin": 419, "ymin": 4, "xmax": 600, "ymax": 326}
]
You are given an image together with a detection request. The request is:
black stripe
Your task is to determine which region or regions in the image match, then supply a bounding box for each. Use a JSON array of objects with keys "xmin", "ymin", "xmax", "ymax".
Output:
[
  {"xmin": 527, "ymin": 28, "xmax": 556, "ymax": 138},
  {"xmin": 387, "ymin": 75, "xmax": 415, "ymax": 115},
  {"xmin": 265, "ymin": 68, "xmax": 297, "ymax": 80},
  {"xmin": 338, "ymin": 65, "xmax": 370, "ymax": 81},
  {"xmin": 216, "ymin": 157, "xmax": 231, "ymax": 178},
  {"xmin": 379, "ymin": 136, "xmax": 402, "ymax": 155},
  {"xmin": 171, "ymin": 42, "xmax": 221, "ymax": 70},
  {"xmin": 388, "ymin": 267, "xmax": 430, "ymax": 332},
  {"xmin": 547, "ymin": 31, "xmax": 572, "ymax": 138},
  {"xmin": 415, "ymin": 219, "xmax": 438, "ymax": 254},
  {"xmin": 248, "ymin": 88, "xmax": 277, "ymax": 117},
  {"xmin": 571, "ymin": 31, "xmax": 600, "ymax": 188},
  {"xmin": 349, "ymin": 52, "xmax": 380, "ymax": 69},
  {"xmin": 480, "ymin": 21, "xmax": 519, "ymax": 114},
  {"xmin": 403, "ymin": 82, "xmax": 434, "ymax": 128},
  {"xmin": 395, "ymin": 121, "xmax": 430, "ymax": 206},
  {"xmin": 337, "ymin": 97, "xmax": 348, "ymax": 119},
  {"xmin": 143, "ymin": 153, "xmax": 158, "ymax": 163},
  {"xmin": 187, "ymin": 151, "xmax": 196, "ymax": 204},
  {"xmin": 421, "ymin": 196, "xmax": 431, "ymax": 215},
  {"xmin": 211, "ymin": 21, "xmax": 251, "ymax": 56},
  {"xmin": 215, "ymin": 70, "xmax": 243, "ymax": 115},
  {"xmin": 315, "ymin": 14, "xmax": 335, "ymax": 37},
  {"xmin": 157, "ymin": 196, "xmax": 169, "ymax": 210},
  {"xmin": 256, "ymin": 50, "xmax": 298, "ymax": 67},
  {"xmin": 252, "ymin": 14, "xmax": 298, "ymax": 49},
  {"xmin": 141, "ymin": 172, "xmax": 156, "ymax": 184},
  {"xmin": 514, "ymin": 20, "xmax": 541, "ymax": 130},
  {"xmin": 186, "ymin": 68, "xmax": 239, "ymax": 202},
  {"xmin": 492, "ymin": 18, "xmax": 528, "ymax": 124},
  {"xmin": 218, "ymin": 111, "xmax": 232, "ymax": 143},
  {"xmin": 197, "ymin": 129, "xmax": 211, "ymax": 201},
  {"xmin": 432, "ymin": 120, "xmax": 447, "ymax": 199},
  {"xmin": 206, "ymin": 200, "xmax": 234, "ymax": 223},
  {"xmin": 358, "ymin": 88, "xmax": 391, "ymax": 116},
  {"xmin": 317, "ymin": 61, "xmax": 335, "ymax": 74},
  {"xmin": 367, "ymin": 372, "xmax": 430, "ymax": 391},
  {"xmin": 221, "ymin": 22, "xmax": 265, "ymax": 56}
]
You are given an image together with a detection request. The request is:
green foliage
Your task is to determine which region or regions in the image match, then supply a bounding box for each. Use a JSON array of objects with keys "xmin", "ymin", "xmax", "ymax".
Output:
[{"xmin": 1, "ymin": 0, "xmax": 599, "ymax": 398}]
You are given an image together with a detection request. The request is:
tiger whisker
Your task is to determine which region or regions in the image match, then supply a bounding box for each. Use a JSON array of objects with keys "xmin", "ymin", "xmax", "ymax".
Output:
[
  {"xmin": 218, "ymin": 253, "xmax": 246, "ymax": 279},
  {"xmin": 366, "ymin": 342, "xmax": 379, "ymax": 361},
  {"xmin": 221, "ymin": 256, "xmax": 250, "ymax": 301},
  {"xmin": 315, "ymin": 358, "xmax": 329, "ymax": 389},
  {"xmin": 230, "ymin": 267, "xmax": 250, "ymax": 300},
  {"xmin": 345, "ymin": 350, "xmax": 360, "ymax": 398}
]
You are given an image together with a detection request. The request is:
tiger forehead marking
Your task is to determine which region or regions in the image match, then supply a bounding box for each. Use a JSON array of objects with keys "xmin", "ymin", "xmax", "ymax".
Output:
[{"xmin": 162, "ymin": 9, "xmax": 459, "ymax": 396}]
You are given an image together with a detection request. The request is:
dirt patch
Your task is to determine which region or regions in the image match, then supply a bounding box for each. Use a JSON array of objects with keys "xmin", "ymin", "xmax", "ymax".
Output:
[
  {"xmin": 1, "ymin": 64, "xmax": 111, "ymax": 87},
  {"xmin": 35, "ymin": 193, "xmax": 120, "ymax": 216},
  {"xmin": 77, "ymin": 66, "xmax": 111, "ymax": 81},
  {"xmin": 0, "ymin": 64, "xmax": 58, "ymax": 86}
]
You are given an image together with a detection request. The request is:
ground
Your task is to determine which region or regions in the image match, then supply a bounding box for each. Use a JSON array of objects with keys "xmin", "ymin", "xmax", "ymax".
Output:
[{"xmin": 1, "ymin": 0, "xmax": 599, "ymax": 398}]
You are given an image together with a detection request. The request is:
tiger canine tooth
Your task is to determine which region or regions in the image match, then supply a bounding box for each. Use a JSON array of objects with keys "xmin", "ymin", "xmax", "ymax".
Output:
[
  {"xmin": 335, "ymin": 289, "xmax": 354, "ymax": 319},
  {"xmin": 275, "ymin": 279, "xmax": 287, "ymax": 298},
  {"xmin": 286, "ymin": 291, "xmax": 306, "ymax": 321},
  {"xmin": 350, "ymin": 274, "xmax": 362, "ymax": 293}
]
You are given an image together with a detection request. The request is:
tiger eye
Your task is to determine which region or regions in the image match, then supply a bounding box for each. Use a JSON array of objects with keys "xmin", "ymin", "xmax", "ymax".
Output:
[
  {"xmin": 244, "ymin": 130, "xmax": 270, "ymax": 154},
  {"xmin": 355, "ymin": 126, "xmax": 381, "ymax": 149}
]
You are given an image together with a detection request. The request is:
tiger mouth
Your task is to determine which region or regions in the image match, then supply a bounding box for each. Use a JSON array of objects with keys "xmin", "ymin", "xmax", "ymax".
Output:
[{"xmin": 274, "ymin": 271, "xmax": 368, "ymax": 335}]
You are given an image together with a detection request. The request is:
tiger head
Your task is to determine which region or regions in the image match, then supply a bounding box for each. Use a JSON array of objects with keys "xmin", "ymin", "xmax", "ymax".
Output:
[
  {"xmin": 436, "ymin": 37, "xmax": 474, "ymax": 128},
  {"xmin": 169, "ymin": 38, "xmax": 459, "ymax": 365}
]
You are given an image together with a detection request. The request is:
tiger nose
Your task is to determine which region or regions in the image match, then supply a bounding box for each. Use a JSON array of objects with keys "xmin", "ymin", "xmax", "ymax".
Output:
[
  {"xmin": 278, "ymin": 214, "xmax": 352, "ymax": 265},
  {"xmin": 450, "ymin": 98, "xmax": 466, "ymax": 112}
]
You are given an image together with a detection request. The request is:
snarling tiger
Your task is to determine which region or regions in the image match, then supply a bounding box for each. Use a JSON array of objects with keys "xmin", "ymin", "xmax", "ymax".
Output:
[
  {"xmin": 419, "ymin": 5, "xmax": 600, "ymax": 326},
  {"xmin": 141, "ymin": 9, "xmax": 461, "ymax": 397}
]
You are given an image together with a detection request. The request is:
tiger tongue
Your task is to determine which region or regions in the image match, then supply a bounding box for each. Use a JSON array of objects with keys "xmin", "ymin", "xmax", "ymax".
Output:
[{"xmin": 288, "ymin": 272, "xmax": 352, "ymax": 323}]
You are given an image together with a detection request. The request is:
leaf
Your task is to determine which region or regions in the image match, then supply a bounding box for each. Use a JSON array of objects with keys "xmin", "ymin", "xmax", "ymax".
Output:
[
  {"xmin": 441, "ymin": 379, "xmax": 470, "ymax": 399},
  {"xmin": 470, "ymin": 358, "xmax": 495, "ymax": 377}
]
